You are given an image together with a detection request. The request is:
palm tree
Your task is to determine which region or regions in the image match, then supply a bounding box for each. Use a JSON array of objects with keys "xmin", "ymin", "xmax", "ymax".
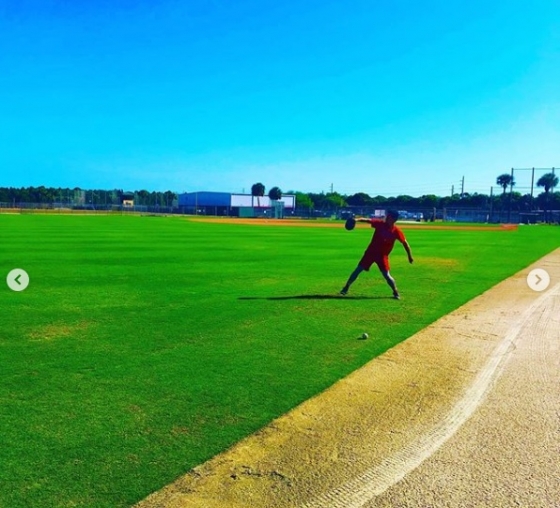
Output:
[
  {"xmin": 496, "ymin": 173, "xmax": 516, "ymax": 222},
  {"xmin": 268, "ymin": 186, "xmax": 283, "ymax": 218},
  {"xmin": 268, "ymin": 186, "xmax": 282, "ymax": 201},
  {"xmin": 251, "ymin": 182, "xmax": 265, "ymax": 208},
  {"xmin": 537, "ymin": 172, "xmax": 558, "ymax": 193},
  {"xmin": 537, "ymin": 172, "xmax": 559, "ymax": 222},
  {"xmin": 496, "ymin": 173, "xmax": 515, "ymax": 195}
]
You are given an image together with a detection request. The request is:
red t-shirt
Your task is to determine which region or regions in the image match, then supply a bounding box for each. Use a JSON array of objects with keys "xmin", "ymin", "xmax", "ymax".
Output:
[{"xmin": 367, "ymin": 219, "xmax": 406, "ymax": 256}]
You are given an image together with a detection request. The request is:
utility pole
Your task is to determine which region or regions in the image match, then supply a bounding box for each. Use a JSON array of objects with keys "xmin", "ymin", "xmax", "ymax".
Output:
[
  {"xmin": 461, "ymin": 176, "xmax": 465, "ymax": 198},
  {"xmin": 507, "ymin": 167, "xmax": 514, "ymax": 222},
  {"xmin": 530, "ymin": 168, "xmax": 535, "ymax": 211}
]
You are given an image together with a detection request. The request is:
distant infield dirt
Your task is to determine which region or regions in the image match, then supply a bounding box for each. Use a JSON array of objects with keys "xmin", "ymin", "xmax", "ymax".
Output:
[
  {"xmin": 135, "ymin": 235, "xmax": 559, "ymax": 508},
  {"xmin": 187, "ymin": 217, "xmax": 519, "ymax": 231}
]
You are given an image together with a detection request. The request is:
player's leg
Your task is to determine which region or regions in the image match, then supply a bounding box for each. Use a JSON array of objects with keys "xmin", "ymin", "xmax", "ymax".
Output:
[
  {"xmin": 340, "ymin": 265, "xmax": 364, "ymax": 295},
  {"xmin": 377, "ymin": 263, "xmax": 400, "ymax": 299}
]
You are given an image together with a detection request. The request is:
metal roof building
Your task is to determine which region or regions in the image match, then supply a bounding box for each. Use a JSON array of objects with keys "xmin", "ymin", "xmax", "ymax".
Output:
[{"xmin": 178, "ymin": 192, "xmax": 296, "ymax": 217}]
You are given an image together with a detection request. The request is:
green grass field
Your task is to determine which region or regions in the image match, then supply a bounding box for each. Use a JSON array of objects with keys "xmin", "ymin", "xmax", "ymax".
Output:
[{"xmin": 1, "ymin": 215, "xmax": 558, "ymax": 508}]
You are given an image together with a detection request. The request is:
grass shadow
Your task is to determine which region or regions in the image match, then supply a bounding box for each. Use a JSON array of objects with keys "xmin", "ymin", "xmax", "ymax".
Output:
[{"xmin": 239, "ymin": 294, "xmax": 393, "ymax": 301}]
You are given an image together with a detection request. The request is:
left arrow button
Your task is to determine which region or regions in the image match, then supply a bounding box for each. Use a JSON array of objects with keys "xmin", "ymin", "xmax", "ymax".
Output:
[{"xmin": 7, "ymin": 269, "xmax": 29, "ymax": 292}]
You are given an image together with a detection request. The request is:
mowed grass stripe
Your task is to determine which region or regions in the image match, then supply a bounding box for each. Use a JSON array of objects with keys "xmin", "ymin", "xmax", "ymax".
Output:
[{"xmin": 0, "ymin": 215, "xmax": 558, "ymax": 507}]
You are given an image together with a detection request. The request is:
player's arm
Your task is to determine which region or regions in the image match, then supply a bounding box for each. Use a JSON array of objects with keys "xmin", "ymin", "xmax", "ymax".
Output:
[
  {"xmin": 356, "ymin": 217, "xmax": 379, "ymax": 226},
  {"xmin": 402, "ymin": 240, "xmax": 414, "ymax": 264}
]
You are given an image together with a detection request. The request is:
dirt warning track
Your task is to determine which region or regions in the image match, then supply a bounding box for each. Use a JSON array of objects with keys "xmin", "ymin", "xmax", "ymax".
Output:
[{"xmin": 136, "ymin": 249, "xmax": 559, "ymax": 508}]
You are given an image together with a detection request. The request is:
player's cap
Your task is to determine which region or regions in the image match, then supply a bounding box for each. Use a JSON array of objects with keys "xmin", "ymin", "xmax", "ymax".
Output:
[{"xmin": 386, "ymin": 210, "xmax": 400, "ymax": 220}]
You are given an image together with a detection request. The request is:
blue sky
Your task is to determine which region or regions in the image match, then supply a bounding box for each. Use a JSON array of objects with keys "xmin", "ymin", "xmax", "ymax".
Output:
[{"xmin": 1, "ymin": 0, "xmax": 559, "ymax": 197}]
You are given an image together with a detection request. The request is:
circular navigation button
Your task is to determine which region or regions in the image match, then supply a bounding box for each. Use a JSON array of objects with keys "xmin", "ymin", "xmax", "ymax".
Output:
[
  {"xmin": 7, "ymin": 269, "xmax": 30, "ymax": 292},
  {"xmin": 526, "ymin": 268, "xmax": 550, "ymax": 292}
]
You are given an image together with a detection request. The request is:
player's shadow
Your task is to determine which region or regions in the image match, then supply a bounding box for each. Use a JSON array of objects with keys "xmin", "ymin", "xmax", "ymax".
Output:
[{"xmin": 239, "ymin": 294, "xmax": 392, "ymax": 301}]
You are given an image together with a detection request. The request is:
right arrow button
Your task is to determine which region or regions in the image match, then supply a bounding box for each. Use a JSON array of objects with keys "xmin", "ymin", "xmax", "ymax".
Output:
[{"xmin": 527, "ymin": 268, "xmax": 550, "ymax": 292}]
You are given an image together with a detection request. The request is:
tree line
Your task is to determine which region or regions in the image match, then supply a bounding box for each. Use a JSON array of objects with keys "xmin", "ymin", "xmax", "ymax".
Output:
[
  {"xmin": 292, "ymin": 189, "xmax": 560, "ymax": 212},
  {"xmin": 252, "ymin": 171, "xmax": 559, "ymax": 212},
  {"xmin": 0, "ymin": 187, "xmax": 177, "ymax": 207},
  {"xmin": 1, "ymin": 171, "xmax": 558, "ymax": 211}
]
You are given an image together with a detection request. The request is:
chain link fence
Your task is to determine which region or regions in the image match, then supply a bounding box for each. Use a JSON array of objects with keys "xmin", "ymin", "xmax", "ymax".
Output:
[{"xmin": 1, "ymin": 202, "xmax": 559, "ymax": 224}]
